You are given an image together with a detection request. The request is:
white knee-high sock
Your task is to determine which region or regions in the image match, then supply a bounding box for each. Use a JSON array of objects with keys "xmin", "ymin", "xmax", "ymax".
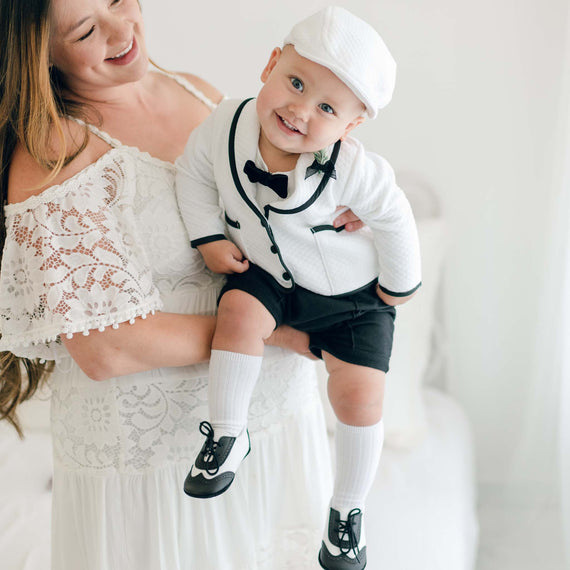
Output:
[
  {"xmin": 208, "ymin": 349, "xmax": 263, "ymax": 437},
  {"xmin": 331, "ymin": 419, "xmax": 384, "ymax": 512}
]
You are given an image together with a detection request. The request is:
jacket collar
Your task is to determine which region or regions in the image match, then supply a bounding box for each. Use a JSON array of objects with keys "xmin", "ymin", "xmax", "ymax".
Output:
[{"xmin": 228, "ymin": 98, "xmax": 340, "ymax": 217}]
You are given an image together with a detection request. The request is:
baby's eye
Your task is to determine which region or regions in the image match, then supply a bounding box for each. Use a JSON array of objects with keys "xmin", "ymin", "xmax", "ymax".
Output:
[
  {"xmin": 319, "ymin": 103, "xmax": 335, "ymax": 114},
  {"xmin": 290, "ymin": 77, "xmax": 304, "ymax": 92}
]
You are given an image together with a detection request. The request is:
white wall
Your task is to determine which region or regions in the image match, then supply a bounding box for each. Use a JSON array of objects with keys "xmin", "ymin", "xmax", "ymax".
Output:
[{"xmin": 141, "ymin": 0, "xmax": 568, "ymax": 489}]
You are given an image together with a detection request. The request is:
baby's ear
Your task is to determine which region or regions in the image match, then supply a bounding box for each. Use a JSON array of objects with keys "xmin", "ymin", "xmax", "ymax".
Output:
[
  {"xmin": 340, "ymin": 116, "xmax": 366, "ymax": 140},
  {"xmin": 260, "ymin": 47, "xmax": 282, "ymax": 83}
]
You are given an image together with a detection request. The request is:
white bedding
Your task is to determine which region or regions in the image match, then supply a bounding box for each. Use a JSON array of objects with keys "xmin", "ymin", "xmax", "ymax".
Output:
[
  {"xmin": 366, "ymin": 388, "xmax": 479, "ymax": 569},
  {"xmin": 0, "ymin": 387, "xmax": 477, "ymax": 570}
]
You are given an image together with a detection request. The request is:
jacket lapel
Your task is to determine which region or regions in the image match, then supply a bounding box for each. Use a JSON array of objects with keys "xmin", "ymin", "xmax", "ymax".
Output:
[
  {"xmin": 230, "ymin": 99, "xmax": 264, "ymax": 211},
  {"xmin": 228, "ymin": 99, "xmax": 339, "ymax": 216}
]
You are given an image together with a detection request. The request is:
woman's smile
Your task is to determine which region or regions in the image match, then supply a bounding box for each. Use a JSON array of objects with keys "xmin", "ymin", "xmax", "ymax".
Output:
[{"xmin": 105, "ymin": 36, "xmax": 137, "ymax": 65}]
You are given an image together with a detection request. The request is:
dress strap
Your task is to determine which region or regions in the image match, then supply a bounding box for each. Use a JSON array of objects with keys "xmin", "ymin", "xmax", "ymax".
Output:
[
  {"xmin": 156, "ymin": 68, "xmax": 218, "ymax": 112},
  {"xmin": 71, "ymin": 117, "xmax": 123, "ymax": 148}
]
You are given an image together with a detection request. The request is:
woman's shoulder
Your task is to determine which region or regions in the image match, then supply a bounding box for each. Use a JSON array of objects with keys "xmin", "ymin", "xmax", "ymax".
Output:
[
  {"xmin": 179, "ymin": 72, "xmax": 224, "ymax": 105},
  {"xmin": 7, "ymin": 120, "xmax": 111, "ymax": 205},
  {"xmin": 150, "ymin": 70, "xmax": 224, "ymax": 106}
]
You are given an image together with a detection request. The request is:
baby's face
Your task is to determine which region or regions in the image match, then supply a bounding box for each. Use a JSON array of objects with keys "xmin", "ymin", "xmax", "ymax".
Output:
[{"xmin": 256, "ymin": 45, "xmax": 365, "ymax": 161}]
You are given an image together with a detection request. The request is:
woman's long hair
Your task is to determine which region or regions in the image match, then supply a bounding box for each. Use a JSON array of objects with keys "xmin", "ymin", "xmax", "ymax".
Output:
[{"xmin": 0, "ymin": 0, "xmax": 90, "ymax": 436}]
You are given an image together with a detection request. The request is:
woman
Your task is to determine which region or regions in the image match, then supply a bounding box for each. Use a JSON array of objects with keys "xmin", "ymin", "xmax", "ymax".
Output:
[{"xmin": 0, "ymin": 0, "xmax": 363, "ymax": 568}]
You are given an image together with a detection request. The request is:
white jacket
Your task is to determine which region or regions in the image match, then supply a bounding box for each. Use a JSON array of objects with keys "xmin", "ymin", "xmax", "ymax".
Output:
[{"xmin": 176, "ymin": 98, "xmax": 421, "ymax": 297}]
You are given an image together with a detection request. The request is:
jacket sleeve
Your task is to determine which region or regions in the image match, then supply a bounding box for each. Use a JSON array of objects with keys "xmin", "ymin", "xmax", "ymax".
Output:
[
  {"xmin": 175, "ymin": 109, "xmax": 227, "ymax": 248},
  {"xmin": 341, "ymin": 147, "xmax": 422, "ymax": 296}
]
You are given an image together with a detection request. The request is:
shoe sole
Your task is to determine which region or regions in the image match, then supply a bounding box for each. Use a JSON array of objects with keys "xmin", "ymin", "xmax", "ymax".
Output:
[
  {"xmin": 184, "ymin": 473, "xmax": 235, "ymax": 499},
  {"xmin": 184, "ymin": 442, "xmax": 251, "ymax": 499},
  {"xmin": 318, "ymin": 551, "xmax": 367, "ymax": 570}
]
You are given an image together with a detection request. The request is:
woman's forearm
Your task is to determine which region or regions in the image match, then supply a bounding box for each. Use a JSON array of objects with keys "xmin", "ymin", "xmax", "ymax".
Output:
[
  {"xmin": 62, "ymin": 312, "xmax": 217, "ymax": 381},
  {"xmin": 63, "ymin": 311, "xmax": 319, "ymax": 382}
]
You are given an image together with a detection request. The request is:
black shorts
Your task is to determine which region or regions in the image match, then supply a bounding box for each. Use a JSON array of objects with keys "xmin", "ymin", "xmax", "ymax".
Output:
[{"xmin": 219, "ymin": 263, "xmax": 396, "ymax": 372}]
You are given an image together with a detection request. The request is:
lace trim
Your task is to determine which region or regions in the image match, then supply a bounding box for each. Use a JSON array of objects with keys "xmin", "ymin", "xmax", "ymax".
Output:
[
  {"xmin": 4, "ymin": 147, "xmax": 176, "ymax": 215},
  {"xmin": 4, "ymin": 148, "xmax": 124, "ymax": 214},
  {"xmin": 50, "ymin": 354, "xmax": 323, "ymax": 471},
  {"xmin": 0, "ymin": 303, "xmax": 160, "ymax": 349}
]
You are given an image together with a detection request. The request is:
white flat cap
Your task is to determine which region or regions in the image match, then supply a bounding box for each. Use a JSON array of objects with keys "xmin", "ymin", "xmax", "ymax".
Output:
[{"xmin": 283, "ymin": 6, "xmax": 396, "ymax": 118}]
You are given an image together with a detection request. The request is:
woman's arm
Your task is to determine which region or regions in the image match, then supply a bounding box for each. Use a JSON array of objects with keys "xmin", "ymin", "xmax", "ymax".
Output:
[
  {"xmin": 63, "ymin": 313, "xmax": 316, "ymax": 381},
  {"xmin": 63, "ymin": 312, "xmax": 216, "ymax": 381}
]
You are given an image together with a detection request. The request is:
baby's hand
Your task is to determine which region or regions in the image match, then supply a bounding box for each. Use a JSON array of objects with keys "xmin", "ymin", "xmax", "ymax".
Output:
[
  {"xmin": 197, "ymin": 240, "xmax": 249, "ymax": 274},
  {"xmin": 333, "ymin": 206, "xmax": 364, "ymax": 232}
]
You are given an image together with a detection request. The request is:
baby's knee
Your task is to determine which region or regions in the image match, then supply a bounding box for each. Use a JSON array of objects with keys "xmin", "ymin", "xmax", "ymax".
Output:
[
  {"xmin": 219, "ymin": 289, "xmax": 253, "ymax": 314},
  {"xmin": 326, "ymin": 364, "xmax": 385, "ymax": 425},
  {"xmin": 337, "ymin": 383, "xmax": 383, "ymax": 410},
  {"xmin": 217, "ymin": 290, "xmax": 275, "ymax": 338}
]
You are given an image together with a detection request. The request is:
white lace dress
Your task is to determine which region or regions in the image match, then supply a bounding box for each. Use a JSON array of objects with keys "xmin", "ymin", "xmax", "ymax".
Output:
[{"xmin": 0, "ymin": 79, "xmax": 333, "ymax": 570}]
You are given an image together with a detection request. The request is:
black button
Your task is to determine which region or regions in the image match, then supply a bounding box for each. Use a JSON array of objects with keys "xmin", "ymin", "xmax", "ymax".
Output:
[
  {"xmin": 270, "ymin": 245, "xmax": 278, "ymax": 254},
  {"xmin": 282, "ymin": 272, "xmax": 291, "ymax": 281}
]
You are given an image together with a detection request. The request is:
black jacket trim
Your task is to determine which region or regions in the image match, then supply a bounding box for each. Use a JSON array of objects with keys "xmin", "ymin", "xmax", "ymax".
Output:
[
  {"xmin": 224, "ymin": 212, "xmax": 240, "ymax": 229},
  {"xmin": 191, "ymin": 234, "xmax": 227, "ymax": 248},
  {"xmin": 264, "ymin": 140, "xmax": 341, "ymax": 219},
  {"xmin": 228, "ymin": 99, "xmax": 295, "ymax": 288},
  {"xmin": 310, "ymin": 224, "xmax": 346, "ymax": 234},
  {"xmin": 378, "ymin": 281, "xmax": 422, "ymax": 297}
]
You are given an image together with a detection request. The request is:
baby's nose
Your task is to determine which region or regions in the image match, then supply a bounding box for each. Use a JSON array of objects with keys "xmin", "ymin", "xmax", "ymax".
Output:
[{"xmin": 289, "ymin": 102, "xmax": 310, "ymax": 122}]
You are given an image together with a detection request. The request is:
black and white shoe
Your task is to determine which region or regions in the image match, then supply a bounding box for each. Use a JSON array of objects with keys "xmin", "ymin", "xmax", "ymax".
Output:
[
  {"xmin": 318, "ymin": 507, "xmax": 367, "ymax": 570},
  {"xmin": 183, "ymin": 421, "xmax": 250, "ymax": 499}
]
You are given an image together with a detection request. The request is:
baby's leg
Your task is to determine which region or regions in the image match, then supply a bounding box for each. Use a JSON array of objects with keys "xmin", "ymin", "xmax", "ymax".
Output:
[
  {"xmin": 319, "ymin": 352, "xmax": 385, "ymax": 569},
  {"xmin": 184, "ymin": 290, "xmax": 275, "ymax": 499},
  {"xmin": 324, "ymin": 352, "xmax": 385, "ymax": 511},
  {"xmin": 208, "ymin": 290, "xmax": 276, "ymax": 435},
  {"xmin": 213, "ymin": 289, "xmax": 276, "ymax": 354},
  {"xmin": 325, "ymin": 351, "xmax": 385, "ymax": 427},
  {"xmin": 208, "ymin": 289, "xmax": 275, "ymax": 437}
]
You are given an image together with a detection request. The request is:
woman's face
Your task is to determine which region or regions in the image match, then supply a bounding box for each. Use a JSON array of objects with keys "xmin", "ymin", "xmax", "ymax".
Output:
[{"xmin": 49, "ymin": 0, "xmax": 148, "ymax": 97}]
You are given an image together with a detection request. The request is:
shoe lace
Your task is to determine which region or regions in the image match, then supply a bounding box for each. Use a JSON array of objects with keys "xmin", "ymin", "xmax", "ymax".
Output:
[
  {"xmin": 199, "ymin": 421, "xmax": 220, "ymax": 475},
  {"xmin": 336, "ymin": 508, "xmax": 362, "ymax": 562}
]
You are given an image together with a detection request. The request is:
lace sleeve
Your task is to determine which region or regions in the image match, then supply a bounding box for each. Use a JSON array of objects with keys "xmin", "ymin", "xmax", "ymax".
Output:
[{"xmin": 0, "ymin": 152, "xmax": 163, "ymax": 361}]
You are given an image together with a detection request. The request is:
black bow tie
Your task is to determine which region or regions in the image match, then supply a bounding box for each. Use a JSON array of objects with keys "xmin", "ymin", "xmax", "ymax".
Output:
[
  {"xmin": 244, "ymin": 160, "xmax": 288, "ymax": 199},
  {"xmin": 305, "ymin": 158, "xmax": 337, "ymax": 181}
]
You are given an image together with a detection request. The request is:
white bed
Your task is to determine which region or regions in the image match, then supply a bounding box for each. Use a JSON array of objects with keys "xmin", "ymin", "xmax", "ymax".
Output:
[
  {"xmin": 356, "ymin": 388, "xmax": 478, "ymax": 569},
  {"xmin": 0, "ymin": 180, "xmax": 479, "ymax": 570},
  {"xmin": 0, "ymin": 395, "xmax": 52, "ymax": 570}
]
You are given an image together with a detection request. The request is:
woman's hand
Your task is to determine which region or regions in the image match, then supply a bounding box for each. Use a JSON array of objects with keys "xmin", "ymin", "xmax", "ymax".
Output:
[
  {"xmin": 333, "ymin": 206, "xmax": 364, "ymax": 232},
  {"xmin": 265, "ymin": 325, "xmax": 318, "ymax": 360}
]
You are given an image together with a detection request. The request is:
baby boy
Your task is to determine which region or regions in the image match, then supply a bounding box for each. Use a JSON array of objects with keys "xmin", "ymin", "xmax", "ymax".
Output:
[{"xmin": 176, "ymin": 7, "xmax": 421, "ymax": 570}]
